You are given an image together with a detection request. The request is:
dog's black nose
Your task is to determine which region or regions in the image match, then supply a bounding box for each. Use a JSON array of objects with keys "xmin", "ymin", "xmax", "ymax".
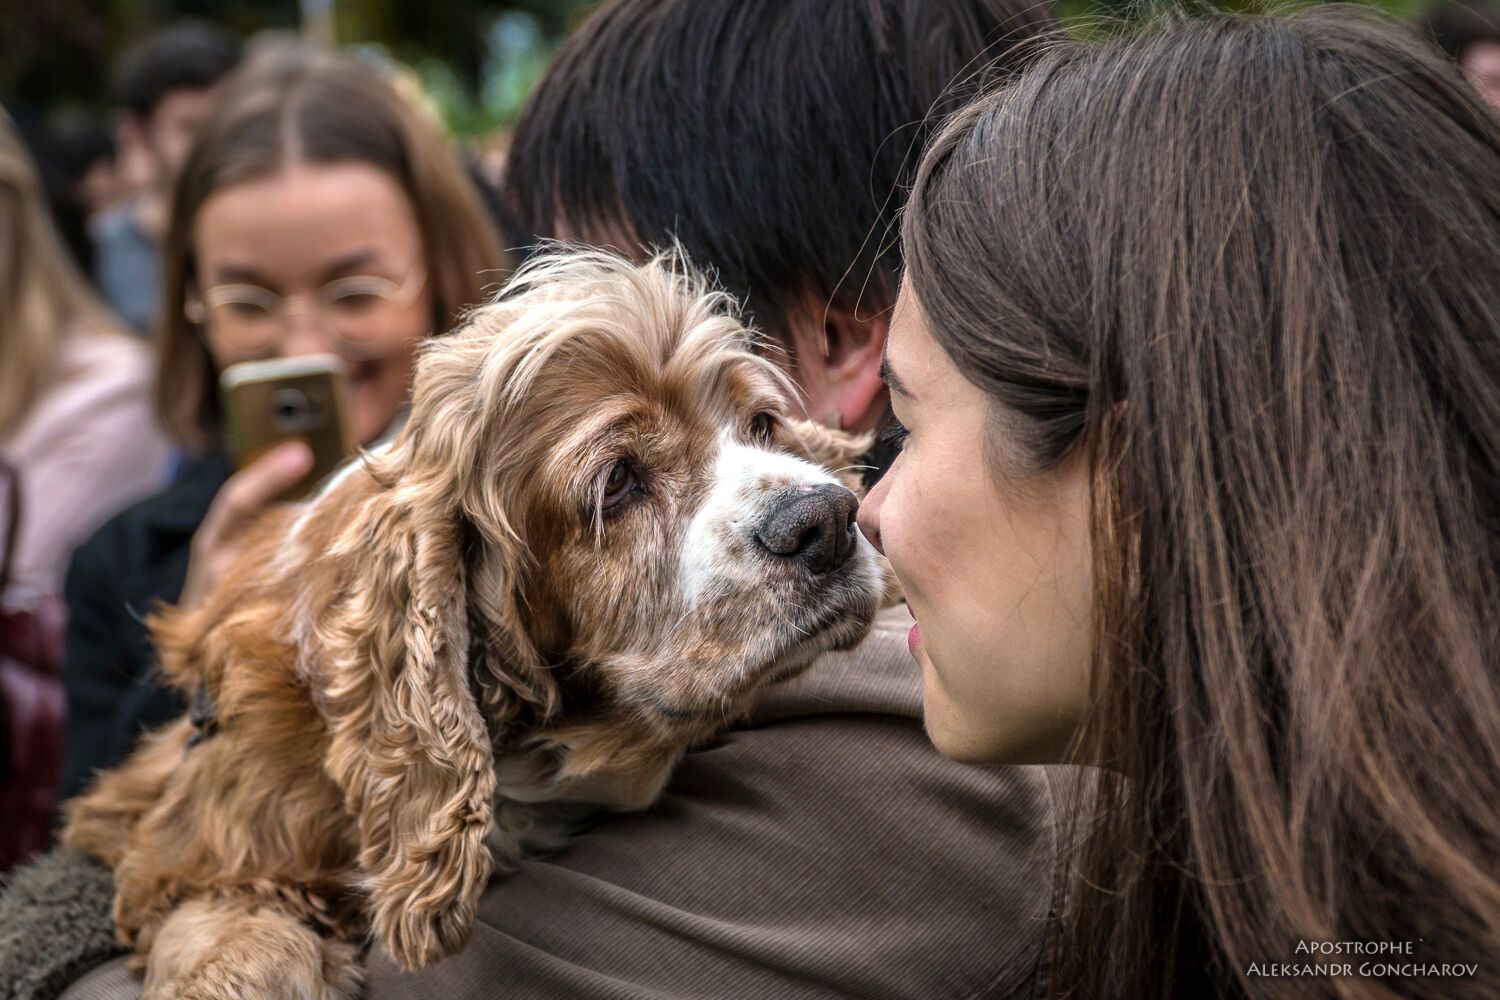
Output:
[{"xmin": 755, "ymin": 483, "xmax": 860, "ymax": 574}]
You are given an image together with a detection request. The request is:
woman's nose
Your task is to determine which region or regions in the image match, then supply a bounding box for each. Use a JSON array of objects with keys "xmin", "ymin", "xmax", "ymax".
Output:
[{"xmin": 278, "ymin": 305, "xmax": 334, "ymax": 357}]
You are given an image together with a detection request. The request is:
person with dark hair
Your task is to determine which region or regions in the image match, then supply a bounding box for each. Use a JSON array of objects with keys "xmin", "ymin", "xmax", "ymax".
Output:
[
  {"xmin": 19, "ymin": 3, "xmax": 1066, "ymax": 995},
  {"xmin": 8, "ymin": 114, "xmax": 119, "ymax": 276},
  {"xmin": 1419, "ymin": 0, "xmax": 1500, "ymax": 106},
  {"xmin": 502, "ymin": 0, "xmax": 1051, "ymax": 449},
  {"xmin": 95, "ymin": 21, "xmax": 243, "ymax": 334},
  {"xmin": 49, "ymin": 120, "xmax": 121, "ymax": 225},
  {"xmin": 861, "ymin": 7, "xmax": 1500, "ymax": 997},
  {"xmin": 349, "ymin": 2, "xmax": 1059, "ymax": 998}
]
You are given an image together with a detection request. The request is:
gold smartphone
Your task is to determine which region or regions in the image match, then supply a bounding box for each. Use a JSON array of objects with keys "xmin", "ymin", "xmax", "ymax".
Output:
[{"xmin": 220, "ymin": 355, "xmax": 355, "ymax": 501}]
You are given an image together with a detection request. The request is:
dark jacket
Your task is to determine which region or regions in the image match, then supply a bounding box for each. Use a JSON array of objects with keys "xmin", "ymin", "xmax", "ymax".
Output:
[{"xmin": 59, "ymin": 453, "xmax": 229, "ymax": 801}]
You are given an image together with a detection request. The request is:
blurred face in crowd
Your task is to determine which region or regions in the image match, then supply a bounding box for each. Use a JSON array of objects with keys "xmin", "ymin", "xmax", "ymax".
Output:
[
  {"xmin": 192, "ymin": 161, "xmax": 433, "ymax": 445},
  {"xmin": 75, "ymin": 157, "xmax": 123, "ymax": 217},
  {"xmin": 856, "ymin": 286, "xmax": 1093, "ymax": 764},
  {"xmin": 1462, "ymin": 41, "xmax": 1500, "ymax": 109},
  {"xmin": 143, "ymin": 87, "xmax": 216, "ymax": 189}
]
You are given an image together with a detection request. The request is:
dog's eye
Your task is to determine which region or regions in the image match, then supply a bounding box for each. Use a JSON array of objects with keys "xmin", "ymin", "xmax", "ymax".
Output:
[
  {"xmin": 602, "ymin": 460, "xmax": 639, "ymax": 511},
  {"xmin": 749, "ymin": 411, "xmax": 776, "ymax": 443}
]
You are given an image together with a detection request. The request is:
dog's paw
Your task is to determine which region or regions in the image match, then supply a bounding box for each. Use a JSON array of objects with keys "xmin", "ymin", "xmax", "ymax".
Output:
[
  {"xmin": 364, "ymin": 821, "xmax": 493, "ymax": 969},
  {"xmin": 371, "ymin": 894, "xmax": 477, "ymax": 970},
  {"xmin": 112, "ymin": 870, "xmax": 173, "ymax": 951},
  {"xmin": 143, "ymin": 900, "xmax": 362, "ymax": 1000},
  {"xmin": 161, "ymin": 961, "xmax": 359, "ymax": 1000}
]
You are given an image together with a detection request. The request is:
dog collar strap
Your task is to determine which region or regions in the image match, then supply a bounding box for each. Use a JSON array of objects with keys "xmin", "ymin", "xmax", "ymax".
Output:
[{"xmin": 185, "ymin": 687, "xmax": 219, "ymax": 750}]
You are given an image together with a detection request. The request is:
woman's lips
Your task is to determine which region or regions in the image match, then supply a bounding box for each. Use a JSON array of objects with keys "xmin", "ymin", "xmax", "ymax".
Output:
[{"xmin": 907, "ymin": 621, "xmax": 921, "ymax": 654}]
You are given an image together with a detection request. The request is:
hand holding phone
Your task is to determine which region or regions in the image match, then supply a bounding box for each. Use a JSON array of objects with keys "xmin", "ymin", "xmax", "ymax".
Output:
[
  {"xmin": 179, "ymin": 442, "xmax": 314, "ymax": 609},
  {"xmin": 177, "ymin": 356, "xmax": 357, "ymax": 609},
  {"xmin": 220, "ymin": 354, "xmax": 354, "ymax": 499}
]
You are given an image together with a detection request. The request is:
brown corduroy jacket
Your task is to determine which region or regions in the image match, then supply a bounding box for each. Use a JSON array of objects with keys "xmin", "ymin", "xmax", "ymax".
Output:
[{"xmin": 61, "ymin": 605, "xmax": 1070, "ymax": 1000}]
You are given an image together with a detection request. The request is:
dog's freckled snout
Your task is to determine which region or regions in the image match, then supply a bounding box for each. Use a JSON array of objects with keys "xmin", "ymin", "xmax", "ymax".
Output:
[{"xmin": 753, "ymin": 484, "xmax": 859, "ymax": 574}]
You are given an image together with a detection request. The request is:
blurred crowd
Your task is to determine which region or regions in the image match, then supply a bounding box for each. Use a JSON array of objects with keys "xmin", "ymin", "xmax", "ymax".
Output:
[{"xmin": 0, "ymin": 18, "xmax": 509, "ymax": 871}]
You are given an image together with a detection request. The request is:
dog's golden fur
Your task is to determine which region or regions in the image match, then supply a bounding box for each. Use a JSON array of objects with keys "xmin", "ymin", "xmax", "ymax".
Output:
[{"xmin": 61, "ymin": 250, "xmax": 884, "ymax": 998}]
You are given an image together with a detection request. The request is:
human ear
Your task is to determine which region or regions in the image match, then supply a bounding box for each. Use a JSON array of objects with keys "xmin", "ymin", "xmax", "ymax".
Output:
[{"xmin": 786, "ymin": 305, "xmax": 890, "ymax": 433}]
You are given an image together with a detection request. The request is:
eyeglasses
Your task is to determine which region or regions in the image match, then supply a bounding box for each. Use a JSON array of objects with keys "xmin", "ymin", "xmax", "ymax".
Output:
[{"xmin": 185, "ymin": 265, "xmax": 428, "ymax": 356}]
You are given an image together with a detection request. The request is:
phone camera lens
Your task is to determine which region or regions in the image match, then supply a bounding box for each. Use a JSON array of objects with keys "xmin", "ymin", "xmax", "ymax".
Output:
[{"xmin": 271, "ymin": 388, "xmax": 313, "ymax": 432}]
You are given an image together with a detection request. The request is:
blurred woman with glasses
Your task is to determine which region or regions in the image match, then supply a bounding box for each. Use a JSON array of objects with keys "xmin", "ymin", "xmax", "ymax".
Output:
[{"xmin": 60, "ymin": 44, "xmax": 502, "ymax": 799}]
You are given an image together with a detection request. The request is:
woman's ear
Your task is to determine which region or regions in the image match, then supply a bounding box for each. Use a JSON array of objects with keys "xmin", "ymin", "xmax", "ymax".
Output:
[{"xmin": 320, "ymin": 484, "xmax": 495, "ymax": 970}]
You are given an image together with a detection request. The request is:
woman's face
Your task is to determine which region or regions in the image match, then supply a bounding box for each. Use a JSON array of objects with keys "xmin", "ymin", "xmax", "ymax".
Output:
[
  {"xmin": 193, "ymin": 162, "xmax": 434, "ymax": 446},
  {"xmin": 856, "ymin": 285, "xmax": 1093, "ymax": 764}
]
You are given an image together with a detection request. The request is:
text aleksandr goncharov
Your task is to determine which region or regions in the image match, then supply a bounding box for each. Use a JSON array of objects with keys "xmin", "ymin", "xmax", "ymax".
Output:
[{"xmin": 1245, "ymin": 941, "xmax": 1479, "ymax": 979}]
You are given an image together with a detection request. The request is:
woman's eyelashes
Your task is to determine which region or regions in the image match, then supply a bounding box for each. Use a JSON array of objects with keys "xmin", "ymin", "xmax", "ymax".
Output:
[{"xmin": 879, "ymin": 420, "xmax": 910, "ymax": 452}]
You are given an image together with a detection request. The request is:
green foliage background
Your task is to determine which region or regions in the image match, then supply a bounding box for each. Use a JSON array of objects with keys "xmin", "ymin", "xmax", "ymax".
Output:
[{"xmin": 0, "ymin": 0, "xmax": 1440, "ymax": 140}]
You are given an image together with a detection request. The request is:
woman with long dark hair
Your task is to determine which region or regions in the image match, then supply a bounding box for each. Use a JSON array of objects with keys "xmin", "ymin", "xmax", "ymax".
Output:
[{"xmin": 859, "ymin": 9, "xmax": 1500, "ymax": 997}]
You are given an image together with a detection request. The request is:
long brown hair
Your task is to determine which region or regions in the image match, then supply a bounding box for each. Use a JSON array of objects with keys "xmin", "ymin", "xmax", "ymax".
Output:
[
  {"xmin": 0, "ymin": 111, "xmax": 126, "ymax": 440},
  {"xmin": 157, "ymin": 44, "xmax": 504, "ymax": 452},
  {"xmin": 904, "ymin": 9, "xmax": 1500, "ymax": 998}
]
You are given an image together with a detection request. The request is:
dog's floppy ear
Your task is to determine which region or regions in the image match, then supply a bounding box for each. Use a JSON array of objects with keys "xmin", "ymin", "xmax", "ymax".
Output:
[
  {"xmin": 320, "ymin": 478, "xmax": 494, "ymax": 970},
  {"xmin": 319, "ymin": 332, "xmax": 521, "ymax": 970},
  {"xmin": 785, "ymin": 419, "xmax": 875, "ymax": 497}
]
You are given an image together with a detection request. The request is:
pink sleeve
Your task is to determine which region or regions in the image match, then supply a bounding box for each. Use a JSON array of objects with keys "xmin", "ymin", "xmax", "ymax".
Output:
[{"xmin": 1, "ymin": 332, "xmax": 171, "ymax": 603}]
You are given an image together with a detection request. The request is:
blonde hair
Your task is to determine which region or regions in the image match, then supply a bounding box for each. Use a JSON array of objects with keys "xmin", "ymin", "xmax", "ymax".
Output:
[{"xmin": 0, "ymin": 112, "xmax": 125, "ymax": 440}]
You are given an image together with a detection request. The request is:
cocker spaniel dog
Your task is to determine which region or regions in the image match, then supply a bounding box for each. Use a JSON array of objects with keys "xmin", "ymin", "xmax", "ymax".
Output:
[{"xmin": 61, "ymin": 250, "xmax": 886, "ymax": 998}]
